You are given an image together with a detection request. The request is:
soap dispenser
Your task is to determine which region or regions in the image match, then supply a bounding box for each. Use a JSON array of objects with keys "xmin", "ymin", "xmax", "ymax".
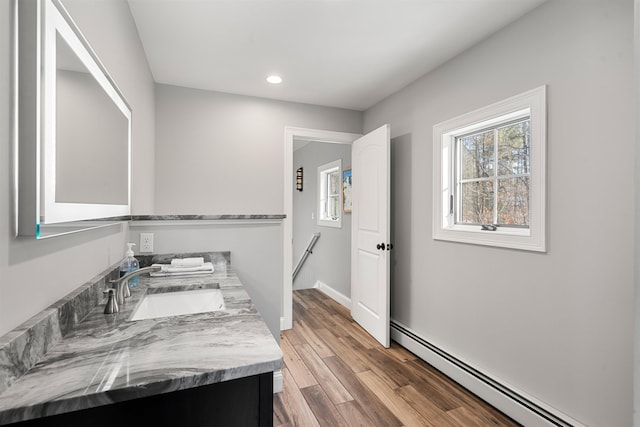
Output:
[{"xmin": 119, "ymin": 243, "xmax": 140, "ymax": 287}]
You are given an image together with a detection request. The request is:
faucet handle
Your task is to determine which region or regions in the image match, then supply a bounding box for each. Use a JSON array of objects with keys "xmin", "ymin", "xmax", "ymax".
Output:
[
  {"xmin": 122, "ymin": 280, "xmax": 131, "ymax": 299},
  {"xmin": 103, "ymin": 289, "xmax": 119, "ymax": 314}
]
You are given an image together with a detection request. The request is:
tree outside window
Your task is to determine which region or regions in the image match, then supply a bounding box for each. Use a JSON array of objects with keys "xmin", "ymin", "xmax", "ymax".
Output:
[{"xmin": 457, "ymin": 119, "xmax": 530, "ymax": 227}]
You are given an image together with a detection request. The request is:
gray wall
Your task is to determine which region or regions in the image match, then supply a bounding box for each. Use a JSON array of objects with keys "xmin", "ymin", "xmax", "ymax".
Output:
[
  {"xmin": 364, "ymin": 1, "xmax": 633, "ymax": 426},
  {"xmin": 0, "ymin": 0, "xmax": 155, "ymax": 337},
  {"xmin": 635, "ymin": 2, "xmax": 639, "ymax": 426},
  {"xmin": 154, "ymin": 84, "xmax": 362, "ymax": 214},
  {"xmin": 293, "ymin": 142, "xmax": 351, "ymax": 297}
]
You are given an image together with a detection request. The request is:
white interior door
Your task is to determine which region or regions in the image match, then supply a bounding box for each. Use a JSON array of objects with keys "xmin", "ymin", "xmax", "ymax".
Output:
[{"xmin": 351, "ymin": 124, "xmax": 391, "ymax": 347}]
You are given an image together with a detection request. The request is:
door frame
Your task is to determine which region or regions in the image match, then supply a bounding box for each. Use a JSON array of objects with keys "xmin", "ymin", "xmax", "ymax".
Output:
[{"xmin": 283, "ymin": 127, "xmax": 361, "ymax": 330}]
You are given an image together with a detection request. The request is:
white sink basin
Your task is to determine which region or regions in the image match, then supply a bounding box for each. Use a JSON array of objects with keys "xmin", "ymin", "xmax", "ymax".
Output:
[{"xmin": 130, "ymin": 288, "xmax": 225, "ymax": 321}]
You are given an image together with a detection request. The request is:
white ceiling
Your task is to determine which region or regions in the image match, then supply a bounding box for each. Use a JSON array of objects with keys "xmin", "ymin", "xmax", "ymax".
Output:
[{"xmin": 127, "ymin": 0, "xmax": 547, "ymax": 111}]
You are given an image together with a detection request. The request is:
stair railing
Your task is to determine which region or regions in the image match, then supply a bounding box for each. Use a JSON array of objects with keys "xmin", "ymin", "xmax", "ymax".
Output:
[{"xmin": 292, "ymin": 232, "xmax": 320, "ymax": 280}]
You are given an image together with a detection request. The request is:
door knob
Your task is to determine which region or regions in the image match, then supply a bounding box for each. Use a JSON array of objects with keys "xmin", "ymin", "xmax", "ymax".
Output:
[
  {"xmin": 376, "ymin": 243, "xmax": 386, "ymax": 250},
  {"xmin": 387, "ymin": 243, "xmax": 394, "ymax": 250}
]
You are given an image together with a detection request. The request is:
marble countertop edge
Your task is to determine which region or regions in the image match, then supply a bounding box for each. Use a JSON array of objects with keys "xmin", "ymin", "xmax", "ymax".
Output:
[{"xmin": 0, "ymin": 355, "xmax": 282, "ymax": 425}]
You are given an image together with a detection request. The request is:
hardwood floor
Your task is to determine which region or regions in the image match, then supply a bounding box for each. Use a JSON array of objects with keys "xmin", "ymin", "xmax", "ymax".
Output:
[{"xmin": 274, "ymin": 289, "xmax": 520, "ymax": 427}]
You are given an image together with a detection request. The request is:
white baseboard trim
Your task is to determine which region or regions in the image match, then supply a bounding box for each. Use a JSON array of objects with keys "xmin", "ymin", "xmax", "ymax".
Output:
[
  {"xmin": 273, "ymin": 369, "xmax": 283, "ymax": 393},
  {"xmin": 391, "ymin": 321, "xmax": 584, "ymax": 427},
  {"xmin": 280, "ymin": 316, "xmax": 286, "ymax": 331},
  {"xmin": 313, "ymin": 280, "xmax": 351, "ymax": 309}
]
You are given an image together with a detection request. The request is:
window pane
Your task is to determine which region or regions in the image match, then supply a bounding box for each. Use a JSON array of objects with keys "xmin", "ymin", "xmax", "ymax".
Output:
[
  {"xmin": 460, "ymin": 180, "xmax": 494, "ymax": 224},
  {"xmin": 317, "ymin": 159, "xmax": 342, "ymax": 227},
  {"xmin": 328, "ymin": 195, "xmax": 340, "ymax": 219},
  {"xmin": 328, "ymin": 171, "xmax": 340, "ymax": 196},
  {"xmin": 497, "ymin": 177, "xmax": 529, "ymax": 226},
  {"xmin": 459, "ymin": 130, "xmax": 494, "ymax": 180},
  {"xmin": 498, "ymin": 120, "xmax": 530, "ymax": 176}
]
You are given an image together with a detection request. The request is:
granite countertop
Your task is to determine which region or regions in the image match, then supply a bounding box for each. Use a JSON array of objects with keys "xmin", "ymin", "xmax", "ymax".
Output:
[{"xmin": 0, "ymin": 265, "xmax": 282, "ymax": 425}]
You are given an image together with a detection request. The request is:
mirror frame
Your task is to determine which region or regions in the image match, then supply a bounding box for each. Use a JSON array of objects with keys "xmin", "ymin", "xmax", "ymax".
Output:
[{"xmin": 15, "ymin": 0, "xmax": 132, "ymax": 238}]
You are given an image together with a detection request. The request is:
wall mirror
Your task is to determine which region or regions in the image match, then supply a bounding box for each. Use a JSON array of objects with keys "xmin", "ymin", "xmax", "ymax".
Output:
[{"xmin": 16, "ymin": 0, "xmax": 131, "ymax": 238}]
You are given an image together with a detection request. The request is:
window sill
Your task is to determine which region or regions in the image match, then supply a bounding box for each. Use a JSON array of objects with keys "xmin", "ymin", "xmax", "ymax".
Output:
[
  {"xmin": 433, "ymin": 226, "xmax": 545, "ymax": 252},
  {"xmin": 317, "ymin": 219, "xmax": 342, "ymax": 229}
]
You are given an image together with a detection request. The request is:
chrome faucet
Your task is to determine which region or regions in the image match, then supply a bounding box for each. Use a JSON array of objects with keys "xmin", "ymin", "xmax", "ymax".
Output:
[{"xmin": 105, "ymin": 266, "xmax": 162, "ymax": 313}]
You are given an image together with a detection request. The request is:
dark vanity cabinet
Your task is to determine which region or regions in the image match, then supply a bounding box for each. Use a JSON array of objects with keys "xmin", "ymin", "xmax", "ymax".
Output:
[{"xmin": 12, "ymin": 372, "xmax": 273, "ymax": 427}]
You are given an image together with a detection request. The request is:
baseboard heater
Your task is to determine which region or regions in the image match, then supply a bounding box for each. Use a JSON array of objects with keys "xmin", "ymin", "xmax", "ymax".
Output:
[{"xmin": 390, "ymin": 321, "xmax": 579, "ymax": 427}]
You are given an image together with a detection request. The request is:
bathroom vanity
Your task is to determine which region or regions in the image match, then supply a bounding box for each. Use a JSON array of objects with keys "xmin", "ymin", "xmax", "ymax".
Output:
[{"xmin": 0, "ymin": 253, "xmax": 282, "ymax": 426}]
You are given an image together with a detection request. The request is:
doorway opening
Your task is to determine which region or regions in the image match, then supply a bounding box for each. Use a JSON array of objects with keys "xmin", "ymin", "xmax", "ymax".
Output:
[
  {"xmin": 292, "ymin": 141, "xmax": 351, "ymax": 297},
  {"xmin": 283, "ymin": 127, "xmax": 361, "ymax": 330}
]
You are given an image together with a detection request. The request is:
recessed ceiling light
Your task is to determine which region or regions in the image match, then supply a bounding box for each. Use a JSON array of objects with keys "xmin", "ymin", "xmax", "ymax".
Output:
[{"xmin": 266, "ymin": 75, "xmax": 283, "ymax": 84}]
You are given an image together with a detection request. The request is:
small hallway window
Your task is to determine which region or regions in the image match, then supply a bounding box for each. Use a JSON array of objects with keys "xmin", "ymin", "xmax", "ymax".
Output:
[{"xmin": 317, "ymin": 159, "xmax": 342, "ymax": 228}]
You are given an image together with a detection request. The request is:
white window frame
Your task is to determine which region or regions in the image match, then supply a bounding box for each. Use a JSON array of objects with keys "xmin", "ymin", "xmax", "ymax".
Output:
[
  {"xmin": 317, "ymin": 159, "xmax": 342, "ymax": 228},
  {"xmin": 433, "ymin": 86, "xmax": 546, "ymax": 252}
]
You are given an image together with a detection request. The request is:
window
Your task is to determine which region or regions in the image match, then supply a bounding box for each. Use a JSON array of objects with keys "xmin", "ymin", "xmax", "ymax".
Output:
[
  {"xmin": 433, "ymin": 86, "xmax": 546, "ymax": 252},
  {"xmin": 317, "ymin": 159, "xmax": 342, "ymax": 228},
  {"xmin": 457, "ymin": 118, "xmax": 530, "ymax": 226}
]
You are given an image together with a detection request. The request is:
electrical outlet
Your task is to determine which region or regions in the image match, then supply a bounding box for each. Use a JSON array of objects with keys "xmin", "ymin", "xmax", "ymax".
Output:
[{"xmin": 140, "ymin": 233, "xmax": 154, "ymax": 253}]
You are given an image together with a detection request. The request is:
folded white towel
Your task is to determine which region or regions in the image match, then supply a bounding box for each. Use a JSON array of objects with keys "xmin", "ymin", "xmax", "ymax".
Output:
[
  {"xmin": 150, "ymin": 262, "xmax": 214, "ymax": 276},
  {"xmin": 150, "ymin": 270, "xmax": 213, "ymax": 277},
  {"xmin": 170, "ymin": 257, "xmax": 205, "ymax": 267}
]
